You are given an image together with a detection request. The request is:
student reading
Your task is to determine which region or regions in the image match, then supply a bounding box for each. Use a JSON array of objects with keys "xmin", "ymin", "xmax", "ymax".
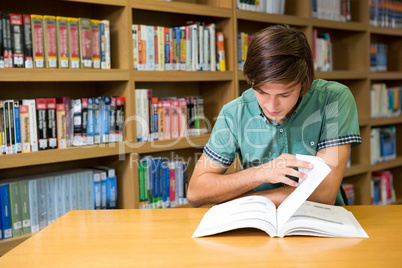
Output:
[{"xmin": 187, "ymin": 25, "xmax": 361, "ymax": 208}]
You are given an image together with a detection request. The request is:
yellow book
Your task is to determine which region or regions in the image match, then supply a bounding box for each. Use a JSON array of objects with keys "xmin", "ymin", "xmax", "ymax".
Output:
[{"xmin": 43, "ymin": 15, "xmax": 58, "ymax": 68}]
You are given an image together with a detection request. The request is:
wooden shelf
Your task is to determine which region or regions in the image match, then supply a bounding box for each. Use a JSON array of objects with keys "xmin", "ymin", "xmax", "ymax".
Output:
[
  {"xmin": 0, "ymin": 144, "xmax": 130, "ymax": 170},
  {"xmin": 315, "ymin": 71, "xmax": 368, "ymax": 80},
  {"xmin": 0, "ymin": 69, "xmax": 130, "ymax": 82},
  {"xmin": 61, "ymin": 0, "xmax": 127, "ymax": 6},
  {"xmin": 311, "ymin": 18, "xmax": 367, "ymax": 31},
  {"xmin": 359, "ymin": 118, "xmax": 370, "ymax": 127},
  {"xmin": 133, "ymin": 71, "xmax": 234, "ymax": 82},
  {"xmin": 371, "ymin": 157, "xmax": 402, "ymax": 172},
  {"xmin": 0, "ymin": 233, "xmax": 32, "ymax": 257},
  {"xmin": 370, "ymin": 116, "xmax": 402, "ymax": 127},
  {"xmin": 237, "ymin": 10, "xmax": 309, "ymax": 26},
  {"xmin": 369, "ymin": 72, "xmax": 402, "ymax": 80},
  {"xmin": 135, "ymin": 134, "xmax": 210, "ymax": 154},
  {"xmin": 130, "ymin": 0, "xmax": 232, "ymax": 18},
  {"xmin": 370, "ymin": 26, "xmax": 402, "ymax": 36},
  {"xmin": 344, "ymin": 164, "xmax": 370, "ymax": 178}
]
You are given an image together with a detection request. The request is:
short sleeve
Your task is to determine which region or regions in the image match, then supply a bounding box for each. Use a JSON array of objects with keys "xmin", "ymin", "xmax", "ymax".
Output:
[
  {"xmin": 204, "ymin": 107, "xmax": 239, "ymax": 167},
  {"xmin": 317, "ymin": 86, "xmax": 362, "ymax": 151}
]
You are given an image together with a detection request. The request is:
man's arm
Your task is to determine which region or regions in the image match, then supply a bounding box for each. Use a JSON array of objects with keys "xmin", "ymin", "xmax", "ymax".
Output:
[
  {"xmin": 187, "ymin": 153, "xmax": 312, "ymax": 207},
  {"xmin": 251, "ymin": 144, "xmax": 351, "ymax": 207}
]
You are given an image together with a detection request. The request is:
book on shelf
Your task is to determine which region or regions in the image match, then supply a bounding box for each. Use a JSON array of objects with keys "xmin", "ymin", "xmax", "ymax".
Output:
[
  {"xmin": 100, "ymin": 20, "xmax": 110, "ymax": 69},
  {"xmin": 216, "ymin": 31, "xmax": 226, "ymax": 71},
  {"xmin": 23, "ymin": 14, "xmax": 33, "ymax": 68},
  {"xmin": 22, "ymin": 99, "xmax": 38, "ymax": 152},
  {"xmin": 91, "ymin": 19, "xmax": 101, "ymax": 69},
  {"xmin": 13, "ymin": 100, "xmax": 22, "ymax": 153},
  {"xmin": 67, "ymin": 17, "xmax": 80, "ymax": 69},
  {"xmin": 19, "ymin": 104, "xmax": 31, "ymax": 153},
  {"xmin": 193, "ymin": 154, "xmax": 368, "ymax": 238},
  {"xmin": 78, "ymin": 17, "xmax": 92, "ymax": 68},
  {"xmin": 9, "ymin": 182, "xmax": 23, "ymax": 237},
  {"xmin": 46, "ymin": 98, "xmax": 57, "ymax": 149},
  {"xmin": 31, "ymin": 14, "xmax": 44, "ymax": 68},
  {"xmin": 43, "ymin": 15, "xmax": 57, "ymax": 68},
  {"xmin": 56, "ymin": 103, "xmax": 67, "ymax": 149},
  {"xmin": 370, "ymin": 126, "xmax": 396, "ymax": 164},
  {"xmin": 10, "ymin": 14, "xmax": 25, "ymax": 68},
  {"xmin": 371, "ymin": 171, "xmax": 396, "ymax": 205},
  {"xmin": 0, "ymin": 184, "xmax": 13, "ymax": 239},
  {"xmin": 19, "ymin": 180, "xmax": 31, "ymax": 234},
  {"xmin": 1, "ymin": 13, "xmax": 13, "ymax": 68},
  {"xmin": 56, "ymin": 16, "xmax": 69, "ymax": 68}
]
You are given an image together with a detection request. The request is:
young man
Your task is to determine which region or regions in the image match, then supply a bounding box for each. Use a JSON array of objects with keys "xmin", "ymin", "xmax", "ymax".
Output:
[{"xmin": 187, "ymin": 25, "xmax": 361, "ymax": 208}]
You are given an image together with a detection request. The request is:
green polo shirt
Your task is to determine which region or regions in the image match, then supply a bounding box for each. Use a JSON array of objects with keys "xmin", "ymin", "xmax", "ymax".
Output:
[{"xmin": 204, "ymin": 79, "xmax": 361, "ymax": 205}]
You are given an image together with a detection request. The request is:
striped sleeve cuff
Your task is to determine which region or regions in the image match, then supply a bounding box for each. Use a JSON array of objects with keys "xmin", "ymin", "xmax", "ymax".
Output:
[
  {"xmin": 203, "ymin": 144, "xmax": 234, "ymax": 167},
  {"xmin": 317, "ymin": 135, "xmax": 362, "ymax": 151}
]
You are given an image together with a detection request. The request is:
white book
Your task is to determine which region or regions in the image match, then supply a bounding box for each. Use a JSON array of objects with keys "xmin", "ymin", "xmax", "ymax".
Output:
[
  {"xmin": 93, "ymin": 172, "xmax": 102, "ymax": 210},
  {"xmin": 54, "ymin": 175, "xmax": 64, "ymax": 220},
  {"xmin": 61, "ymin": 174, "xmax": 71, "ymax": 215},
  {"xmin": 132, "ymin": 24, "xmax": 139, "ymax": 70},
  {"xmin": 28, "ymin": 179, "xmax": 40, "ymax": 233},
  {"xmin": 37, "ymin": 178, "xmax": 48, "ymax": 230},
  {"xmin": 69, "ymin": 172, "xmax": 78, "ymax": 211},
  {"xmin": 84, "ymin": 170, "xmax": 94, "ymax": 210},
  {"xmin": 76, "ymin": 172, "xmax": 86, "ymax": 210},
  {"xmin": 45, "ymin": 176, "xmax": 56, "ymax": 225},
  {"xmin": 146, "ymin": 25, "xmax": 155, "ymax": 71},
  {"xmin": 205, "ymin": 23, "xmax": 216, "ymax": 71},
  {"xmin": 193, "ymin": 154, "xmax": 369, "ymax": 238}
]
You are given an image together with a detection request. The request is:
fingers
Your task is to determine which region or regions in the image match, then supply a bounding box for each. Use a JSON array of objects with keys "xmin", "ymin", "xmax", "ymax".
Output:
[{"xmin": 278, "ymin": 154, "xmax": 314, "ymax": 170}]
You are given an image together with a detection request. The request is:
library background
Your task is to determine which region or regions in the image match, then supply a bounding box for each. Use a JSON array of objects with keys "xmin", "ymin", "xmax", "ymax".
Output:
[{"xmin": 0, "ymin": 0, "xmax": 401, "ymax": 256}]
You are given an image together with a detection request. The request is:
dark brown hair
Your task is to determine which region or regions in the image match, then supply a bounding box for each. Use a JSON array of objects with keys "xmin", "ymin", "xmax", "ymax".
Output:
[{"xmin": 243, "ymin": 25, "xmax": 314, "ymax": 96}]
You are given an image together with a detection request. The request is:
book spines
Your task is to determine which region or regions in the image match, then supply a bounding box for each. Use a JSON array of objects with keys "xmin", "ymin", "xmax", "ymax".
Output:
[{"xmin": 10, "ymin": 14, "xmax": 24, "ymax": 68}]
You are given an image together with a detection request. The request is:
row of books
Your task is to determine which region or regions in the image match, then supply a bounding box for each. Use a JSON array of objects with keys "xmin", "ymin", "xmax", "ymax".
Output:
[
  {"xmin": 132, "ymin": 23, "xmax": 226, "ymax": 72},
  {"xmin": 237, "ymin": 32, "xmax": 254, "ymax": 71},
  {"xmin": 313, "ymin": 31, "xmax": 333, "ymax": 72},
  {"xmin": 135, "ymin": 89, "xmax": 207, "ymax": 142},
  {"xmin": 0, "ymin": 167, "xmax": 117, "ymax": 240},
  {"xmin": 369, "ymin": 0, "xmax": 402, "ymax": 29},
  {"xmin": 0, "ymin": 12, "xmax": 110, "ymax": 69},
  {"xmin": 237, "ymin": 0, "xmax": 286, "ymax": 15},
  {"xmin": 371, "ymin": 170, "xmax": 396, "ymax": 205},
  {"xmin": 0, "ymin": 96, "xmax": 125, "ymax": 154},
  {"xmin": 312, "ymin": 0, "xmax": 352, "ymax": 22},
  {"xmin": 342, "ymin": 183, "xmax": 354, "ymax": 205},
  {"xmin": 138, "ymin": 157, "xmax": 188, "ymax": 209},
  {"xmin": 370, "ymin": 83, "xmax": 401, "ymax": 118},
  {"xmin": 370, "ymin": 43, "xmax": 388, "ymax": 72},
  {"xmin": 370, "ymin": 126, "xmax": 396, "ymax": 164}
]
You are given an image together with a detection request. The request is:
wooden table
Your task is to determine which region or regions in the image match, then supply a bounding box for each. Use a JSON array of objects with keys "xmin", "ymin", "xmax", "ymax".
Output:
[{"xmin": 0, "ymin": 206, "xmax": 401, "ymax": 267}]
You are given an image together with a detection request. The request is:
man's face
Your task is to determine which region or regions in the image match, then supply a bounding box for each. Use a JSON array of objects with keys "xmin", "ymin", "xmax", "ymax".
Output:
[{"xmin": 254, "ymin": 83, "xmax": 302, "ymax": 124}]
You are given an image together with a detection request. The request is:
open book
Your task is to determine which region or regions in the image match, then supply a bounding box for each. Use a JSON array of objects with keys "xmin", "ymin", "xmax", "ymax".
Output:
[{"xmin": 192, "ymin": 154, "xmax": 369, "ymax": 238}]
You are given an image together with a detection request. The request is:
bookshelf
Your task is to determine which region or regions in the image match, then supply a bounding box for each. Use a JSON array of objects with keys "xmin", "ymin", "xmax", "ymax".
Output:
[{"xmin": 1, "ymin": 0, "xmax": 402, "ymax": 255}]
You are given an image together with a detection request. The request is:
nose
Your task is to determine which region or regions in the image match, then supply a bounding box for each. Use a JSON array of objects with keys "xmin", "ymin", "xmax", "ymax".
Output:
[{"xmin": 265, "ymin": 96, "xmax": 279, "ymax": 112}]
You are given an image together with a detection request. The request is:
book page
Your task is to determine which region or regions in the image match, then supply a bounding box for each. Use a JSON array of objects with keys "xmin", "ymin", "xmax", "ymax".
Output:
[
  {"xmin": 192, "ymin": 196, "xmax": 278, "ymax": 238},
  {"xmin": 277, "ymin": 154, "xmax": 331, "ymax": 231},
  {"xmin": 279, "ymin": 201, "xmax": 369, "ymax": 238}
]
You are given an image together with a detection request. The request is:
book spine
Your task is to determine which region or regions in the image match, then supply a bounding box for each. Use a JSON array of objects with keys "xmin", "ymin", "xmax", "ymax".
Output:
[
  {"xmin": 54, "ymin": 175, "xmax": 64, "ymax": 219},
  {"xmin": 46, "ymin": 98, "xmax": 57, "ymax": 149},
  {"xmin": 162, "ymin": 161, "xmax": 170, "ymax": 208},
  {"xmin": 0, "ymin": 12, "xmax": 4, "ymax": 68},
  {"xmin": 61, "ymin": 175, "xmax": 70, "ymax": 215},
  {"xmin": 116, "ymin": 96, "xmax": 124, "ymax": 142},
  {"xmin": 43, "ymin": 15, "xmax": 57, "ymax": 68},
  {"xmin": 69, "ymin": 173, "xmax": 78, "ymax": 211},
  {"xmin": 93, "ymin": 172, "xmax": 101, "ymax": 210},
  {"xmin": 9, "ymin": 182, "xmax": 23, "ymax": 237},
  {"xmin": 31, "ymin": 15, "xmax": 44, "ymax": 68},
  {"xmin": 67, "ymin": 17, "xmax": 80, "ymax": 68},
  {"xmin": 0, "ymin": 184, "xmax": 13, "ymax": 239},
  {"xmin": 56, "ymin": 16, "xmax": 69, "ymax": 68},
  {"xmin": 45, "ymin": 177, "xmax": 56, "ymax": 225},
  {"xmin": 81, "ymin": 98, "xmax": 88, "ymax": 146},
  {"xmin": 100, "ymin": 21, "xmax": 106, "ymax": 69},
  {"xmin": 93, "ymin": 97, "xmax": 100, "ymax": 144},
  {"xmin": 99, "ymin": 171, "xmax": 107, "ymax": 209},
  {"xmin": 100, "ymin": 20, "xmax": 110, "ymax": 69},
  {"xmin": 56, "ymin": 103, "xmax": 67, "ymax": 149},
  {"xmin": 132, "ymin": 24, "xmax": 138, "ymax": 70},
  {"xmin": 100, "ymin": 96, "xmax": 111, "ymax": 143},
  {"xmin": 79, "ymin": 17, "xmax": 92, "ymax": 68},
  {"xmin": 10, "ymin": 14, "xmax": 25, "ymax": 68},
  {"xmin": 2, "ymin": 14, "xmax": 12, "ymax": 68},
  {"xmin": 109, "ymin": 97, "xmax": 117, "ymax": 143},
  {"xmin": 86, "ymin": 97, "xmax": 94, "ymax": 145},
  {"xmin": 72, "ymin": 99, "xmax": 83, "ymax": 146},
  {"xmin": 157, "ymin": 101, "xmax": 164, "ymax": 140},
  {"xmin": 91, "ymin": 20, "xmax": 100, "ymax": 69},
  {"xmin": 216, "ymin": 32, "xmax": 226, "ymax": 71},
  {"xmin": 6, "ymin": 100, "xmax": 16, "ymax": 154},
  {"xmin": 146, "ymin": 25, "xmax": 155, "ymax": 71},
  {"xmin": 18, "ymin": 180, "xmax": 31, "ymax": 234},
  {"xmin": 13, "ymin": 100, "xmax": 22, "ymax": 153},
  {"xmin": 19, "ymin": 105, "xmax": 31, "ymax": 153},
  {"xmin": 22, "ymin": 15, "xmax": 33, "ymax": 68},
  {"xmin": 169, "ymin": 162, "xmax": 176, "ymax": 207},
  {"xmin": 162, "ymin": 100, "xmax": 171, "ymax": 140},
  {"xmin": 22, "ymin": 99, "xmax": 38, "ymax": 152},
  {"xmin": 28, "ymin": 179, "xmax": 40, "ymax": 233}
]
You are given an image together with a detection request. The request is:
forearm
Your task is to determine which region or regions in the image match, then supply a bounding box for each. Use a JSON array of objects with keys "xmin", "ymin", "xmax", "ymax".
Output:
[{"xmin": 187, "ymin": 167, "xmax": 264, "ymax": 207}]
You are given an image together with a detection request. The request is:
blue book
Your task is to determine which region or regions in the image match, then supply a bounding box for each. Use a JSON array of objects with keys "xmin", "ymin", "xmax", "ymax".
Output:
[
  {"xmin": 92, "ymin": 172, "xmax": 101, "ymax": 210},
  {"xmin": 13, "ymin": 100, "xmax": 21, "ymax": 153},
  {"xmin": 0, "ymin": 184, "xmax": 13, "ymax": 239},
  {"xmin": 94, "ymin": 97, "xmax": 101, "ymax": 144},
  {"xmin": 99, "ymin": 21, "xmax": 106, "ymax": 69},
  {"xmin": 94, "ymin": 166, "xmax": 117, "ymax": 209},
  {"xmin": 161, "ymin": 162, "xmax": 170, "ymax": 208},
  {"xmin": 100, "ymin": 96, "xmax": 111, "ymax": 143}
]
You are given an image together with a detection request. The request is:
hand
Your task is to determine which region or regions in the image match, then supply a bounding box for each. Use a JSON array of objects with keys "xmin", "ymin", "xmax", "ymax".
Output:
[{"xmin": 255, "ymin": 153, "xmax": 314, "ymax": 187}]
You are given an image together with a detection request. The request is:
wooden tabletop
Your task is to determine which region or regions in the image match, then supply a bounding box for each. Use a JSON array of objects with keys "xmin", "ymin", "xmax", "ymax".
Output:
[{"xmin": 1, "ymin": 205, "xmax": 401, "ymax": 267}]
